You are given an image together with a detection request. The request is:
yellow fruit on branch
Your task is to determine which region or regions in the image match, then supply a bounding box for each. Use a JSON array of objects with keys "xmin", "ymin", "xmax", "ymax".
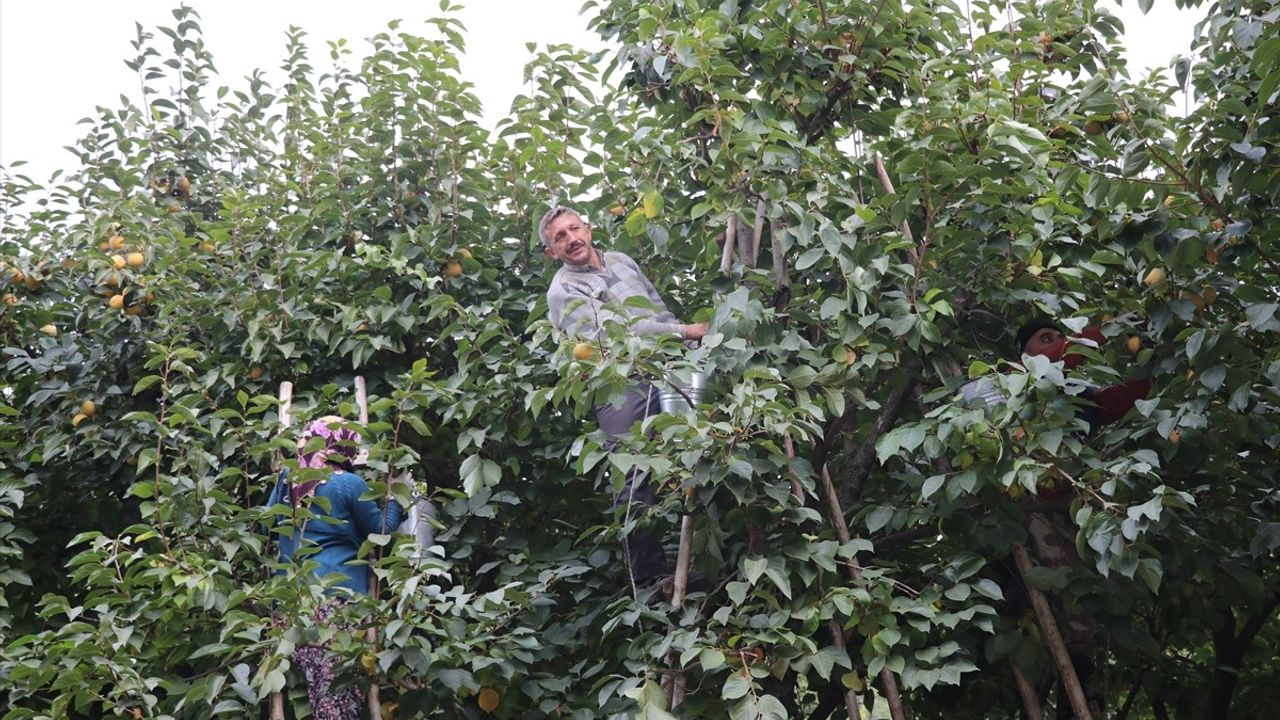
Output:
[
  {"xmin": 126, "ymin": 252, "xmax": 145, "ymax": 268},
  {"xmin": 10, "ymin": 269, "xmax": 25, "ymax": 284},
  {"xmin": 1212, "ymin": 218, "xmax": 1225, "ymax": 231},
  {"xmin": 444, "ymin": 260, "xmax": 464, "ymax": 278},
  {"xmin": 112, "ymin": 255, "xmax": 127, "ymax": 270},
  {"xmin": 608, "ymin": 204, "xmax": 626, "ymax": 216},
  {"xmin": 144, "ymin": 292, "xmax": 156, "ymax": 304},
  {"xmin": 199, "ymin": 242, "xmax": 215, "ymax": 252},
  {"xmin": 72, "ymin": 413, "xmax": 89, "ymax": 428},
  {"xmin": 177, "ymin": 176, "xmax": 192, "ymax": 195},
  {"xmin": 1143, "ymin": 267, "xmax": 1166, "ymax": 287},
  {"xmin": 109, "ymin": 294, "xmax": 125, "ymax": 310},
  {"xmin": 572, "ymin": 342, "xmax": 596, "ymax": 361},
  {"xmin": 1201, "ymin": 286, "xmax": 1217, "ymax": 305},
  {"xmin": 1205, "ymin": 244, "xmax": 1220, "ymax": 265},
  {"xmin": 249, "ymin": 366, "xmax": 264, "ymax": 380},
  {"xmin": 2, "ymin": 293, "xmax": 17, "ymax": 306},
  {"xmin": 456, "ymin": 248, "xmax": 473, "ymax": 259},
  {"xmin": 477, "ymin": 688, "xmax": 500, "ymax": 714},
  {"xmin": 106, "ymin": 272, "xmax": 122, "ymax": 287},
  {"xmin": 81, "ymin": 400, "xmax": 97, "ymax": 418},
  {"xmin": 1083, "ymin": 120, "xmax": 1104, "ymax": 136},
  {"xmin": 108, "ymin": 235, "xmax": 126, "ymax": 250},
  {"xmin": 1127, "ymin": 336, "xmax": 1141, "ymax": 354},
  {"xmin": 125, "ymin": 306, "xmax": 144, "ymax": 316},
  {"xmin": 40, "ymin": 324, "xmax": 58, "ymax": 336},
  {"xmin": 1185, "ymin": 292, "xmax": 1206, "ymax": 311}
]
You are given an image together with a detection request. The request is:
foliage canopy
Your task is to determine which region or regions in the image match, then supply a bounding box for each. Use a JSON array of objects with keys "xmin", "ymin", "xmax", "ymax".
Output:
[{"xmin": 1, "ymin": 1, "xmax": 1278, "ymax": 718}]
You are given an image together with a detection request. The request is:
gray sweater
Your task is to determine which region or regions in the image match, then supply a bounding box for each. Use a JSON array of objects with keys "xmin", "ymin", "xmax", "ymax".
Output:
[{"xmin": 546, "ymin": 250, "xmax": 683, "ymax": 340}]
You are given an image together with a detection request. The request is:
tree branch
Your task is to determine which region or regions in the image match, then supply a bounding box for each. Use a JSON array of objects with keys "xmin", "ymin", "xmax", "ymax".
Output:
[{"xmin": 838, "ymin": 378, "xmax": 917, "ymax": 500}]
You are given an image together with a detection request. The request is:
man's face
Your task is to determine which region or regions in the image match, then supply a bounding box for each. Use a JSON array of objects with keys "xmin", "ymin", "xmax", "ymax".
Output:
[
  {"xmin": 1024, "ymin": 326, "xmax": 1064, "ymax": 357},
  {"xmin": 543, "ymin": 212, "xmax": 595, "ymax": 267}
]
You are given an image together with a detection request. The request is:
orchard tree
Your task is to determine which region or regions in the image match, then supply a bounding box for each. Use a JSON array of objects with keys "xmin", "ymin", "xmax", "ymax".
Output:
[{"xmin": 1, "ymin": 1, "xmax": 1277, "ymax": 719}]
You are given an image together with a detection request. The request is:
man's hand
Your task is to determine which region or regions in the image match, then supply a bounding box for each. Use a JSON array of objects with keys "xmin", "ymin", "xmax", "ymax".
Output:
[{"xmin": 682, "ymin": 322, "xmax": 710, "ymax": 341}]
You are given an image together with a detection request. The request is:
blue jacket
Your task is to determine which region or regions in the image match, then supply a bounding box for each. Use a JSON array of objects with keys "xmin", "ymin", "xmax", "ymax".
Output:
[{"xmin": 265, "ymin": 470, "xmax": 405, "ymax": 596}]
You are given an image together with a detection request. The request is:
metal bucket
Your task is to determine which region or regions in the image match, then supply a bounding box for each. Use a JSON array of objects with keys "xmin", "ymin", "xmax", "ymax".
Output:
[
  {"xmin": 658, "ymin": 369, "xmax": 708, "ymax": 415},
  {"xmin": 397, "ymin": 497, "xmax": 437, "ymax": 561}
]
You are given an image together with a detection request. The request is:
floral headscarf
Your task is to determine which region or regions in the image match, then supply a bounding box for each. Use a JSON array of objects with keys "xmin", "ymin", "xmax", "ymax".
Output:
[{"xmin": 289, "ymin": 416, "xmax": 362, "ymax": 503}]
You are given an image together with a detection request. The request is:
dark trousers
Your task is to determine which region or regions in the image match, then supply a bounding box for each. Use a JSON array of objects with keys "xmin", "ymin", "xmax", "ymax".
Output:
[{"xmin": 595, "ymin": 383, "xmax": 670, "ymax": 586}]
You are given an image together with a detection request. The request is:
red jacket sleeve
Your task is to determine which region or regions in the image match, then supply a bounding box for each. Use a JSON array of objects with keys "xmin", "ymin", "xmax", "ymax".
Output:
[{"xmin": 1092, "ymin": 378, "xmax": 1151, "ymax": 426}]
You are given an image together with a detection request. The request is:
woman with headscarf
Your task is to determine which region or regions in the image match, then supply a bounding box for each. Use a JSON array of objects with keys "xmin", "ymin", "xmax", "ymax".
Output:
[{"xmin": 264, "ymin": 415, "xmax": 405, "ymax": 720}]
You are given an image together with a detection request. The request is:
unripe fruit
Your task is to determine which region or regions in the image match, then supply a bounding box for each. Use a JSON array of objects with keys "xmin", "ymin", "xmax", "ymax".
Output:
[
  {"xmin": 109, "ymin": 294, "xmax": 125, "ymax": 310},
  {"xmin": 72, "ymin": 413, "xmax": 89, "ymax": 428},
  {"xmin": 81, "ymin": 400, "xmax": 97, "ymax": 418},
  {"xmin": 572, "ymin": 342, "xmax": 595, "ymax": 361},
  {"xmin": 444, "ymin": 260, "xmax": 463, "ymax": 278},
  {"xmin": 40, "ymin": 324, "xmax": 58, "ymax": 336},
  {"xmin": 126, "ymin": 252, "xmax": 144, "ymax": 268},
  {"xmin": 199, "ymin": 242, "xmax": 215, "ymax": 252},
  {"xmin": 108, "ymin": 235, "xmax": 126, "ymax": 250},
  {"xmin": 456, "ymin": 248, "xmax": 473, "ymax": 259},
  {"xmin": 1127, "ymin": 336, "xmax": 1141, "ymax": 354},
  {"xmin": 112, "ymin": 255, "xmax": 127, "ymax": 270},
  {"xmin": 1113, "ymin": 110, "xmax": 1132, "ymax": 123},
  {"xmin": 1143, "ymin": 267, "xmax": 1166, "ymax": 287}
]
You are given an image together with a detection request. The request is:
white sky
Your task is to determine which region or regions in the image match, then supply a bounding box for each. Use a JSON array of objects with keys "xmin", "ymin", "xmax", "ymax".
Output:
[{"xmin": 1, "ymin": 1, "xmax": 1201, "ymax": 184}]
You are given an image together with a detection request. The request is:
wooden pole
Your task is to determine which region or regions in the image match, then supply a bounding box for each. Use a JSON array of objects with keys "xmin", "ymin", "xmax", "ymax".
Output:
[
  {"xmin": 1012, "ymin": 663, "xmax": 1042, "ymax": 720},
  {"xmin": 781, "ymin": 435, "xmax": 862, "ymax": 720},
  {"xmin": 749, "ymin": 197, "xmax": 766, "ymax": 269},
  {"xmin": 669, "ymin": 498, "xmax": 696, "ymax": 706},
  {"xmin": 1011, "ymin": 543, "xmax": 1092, "ymax": 720},
  {"xmin": 769, "ymin": 219, "xmax": 788, "ymax": 289},
  {"xmin": 354, "ymin": 377, "xmax": 385, "ymax": 720},
  {"xmin": 819, "ymin": 465, "xmax": 908, "ymax": 720},
  {"xmin": 269, "ymin": 381, "xmax": 293, "ymax": 720},
  {"xmin": 872, "ymin": 154, "xmax": 920, "ymax": 264},
  {"xmin": 720, "ymin": 214, "xmax": 737, "ymax": 277}
]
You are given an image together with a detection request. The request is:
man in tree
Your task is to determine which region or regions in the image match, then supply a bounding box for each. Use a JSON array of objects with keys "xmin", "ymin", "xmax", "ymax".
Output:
[
  {"xmin": 965, "ymin": 317, "xmax": 1150, "ymax": 718},
  {"xmin": 962, "ymin": 316, "xmax": 1150, "ymax": 432},
  {"xmin": 541, "ymin": 206, "xmax": 709, "ymax": 593}
]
